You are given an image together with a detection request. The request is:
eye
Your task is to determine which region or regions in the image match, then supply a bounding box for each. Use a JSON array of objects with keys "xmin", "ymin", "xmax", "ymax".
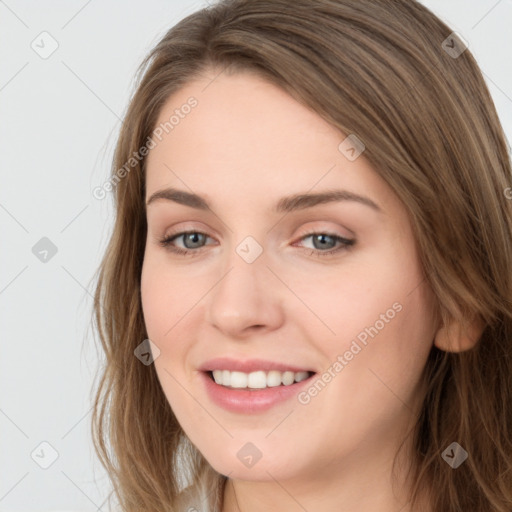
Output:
[
  {"xmin": 293, "ymin": 231, "xmax": 355, "ymax": 257},
  {"xmin": 158, "ymin": 230, "xmax": 214, "ymax": 256},
  {"xmin": 158, "ymin": 230, "xmax": 355, "ymax": 258}
]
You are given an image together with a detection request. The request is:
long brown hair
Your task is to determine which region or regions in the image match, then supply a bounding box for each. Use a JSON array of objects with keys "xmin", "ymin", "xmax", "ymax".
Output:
[{"xmin": 90, "ymin": 1, "xmax": 512, "ymax": 510}]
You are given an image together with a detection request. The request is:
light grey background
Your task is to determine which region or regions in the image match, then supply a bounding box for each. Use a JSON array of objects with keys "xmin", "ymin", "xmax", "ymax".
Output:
[{"xmin": 1, "ymin": 1, "xmax": 511, "ymax": 510}]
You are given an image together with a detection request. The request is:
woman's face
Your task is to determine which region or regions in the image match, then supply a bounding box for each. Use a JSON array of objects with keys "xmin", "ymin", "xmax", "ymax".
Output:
[{"xmin": 141, "ymin": 69, "xmax": 438, "ymax": 484}]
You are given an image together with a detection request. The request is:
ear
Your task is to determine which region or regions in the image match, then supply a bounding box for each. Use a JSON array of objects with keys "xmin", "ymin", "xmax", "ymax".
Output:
[{"xmin": 433, "ymin": 314, "xmax": 485, "ymax": 352}]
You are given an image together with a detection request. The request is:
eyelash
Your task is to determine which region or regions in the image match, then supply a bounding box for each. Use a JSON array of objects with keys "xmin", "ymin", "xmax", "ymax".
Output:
[{"xmin": 157, "ymin": 230, "xmax": 355, "ymax": 258}]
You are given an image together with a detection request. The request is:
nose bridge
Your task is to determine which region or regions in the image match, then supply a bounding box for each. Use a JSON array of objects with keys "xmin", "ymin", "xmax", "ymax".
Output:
[{"xmin": 205, "ymin": 237, "xmax": 284, "ymax": 334}]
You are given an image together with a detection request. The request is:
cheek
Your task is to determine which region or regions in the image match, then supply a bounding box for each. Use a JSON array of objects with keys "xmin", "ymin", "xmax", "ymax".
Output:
[
  {"xmin": 335, "ymin": 276, "xmax": 436, "ymax": 408},
  {"xmin": 321, "ymin": 242, "xmax": 435, "ymax": 370},
  {"xmin": 140, "ymin": 254, "xmax": 183, "ymax": 345},
  {"xmin": 140, "ymin": 253, "xmax": 203, "ymax": 370},
  {"xmin": 300, "ymin": 262, "xmax": 400, "ymax": 345},
  {"xmin": 140, "ymin": 249, "xmax": 190, "ymax": 341},
  {"xmin": 140, "ymin": 260, "xmax": 164, "ymax": 337},
  {"xmin": 141, "ymin": 263, "xmax": 192, "ymax": 410}
]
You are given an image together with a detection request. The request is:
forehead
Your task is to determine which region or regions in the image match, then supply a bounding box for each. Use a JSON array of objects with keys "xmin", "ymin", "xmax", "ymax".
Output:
[
  {"xmin": 144, "ymin": 70, "xmax": 397, "ymax": 216},
  {"xmin": 148, "ymin": 70, "xmax": 341, "ymax": 160}
]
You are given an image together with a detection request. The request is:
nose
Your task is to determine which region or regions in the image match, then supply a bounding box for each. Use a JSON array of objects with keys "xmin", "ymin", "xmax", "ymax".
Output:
[{"xmin": 205, "ymin": 253, "xmax": 285, "ymax": 338}]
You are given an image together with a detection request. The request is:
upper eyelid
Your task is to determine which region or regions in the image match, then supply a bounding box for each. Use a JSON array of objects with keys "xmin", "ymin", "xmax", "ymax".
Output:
[
  {"xmin": 167, "ymin": 230, "xmax": 215, "ymax": 242},
  {"xmin": 161, "ymin": 220, "xmax": 354, "ymax": 239}
]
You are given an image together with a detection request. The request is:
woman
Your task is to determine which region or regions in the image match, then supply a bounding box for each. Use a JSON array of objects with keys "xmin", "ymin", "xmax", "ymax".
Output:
[{"xmin": 91, "ymin": 1, "xmax": 512, "ymax": 511}]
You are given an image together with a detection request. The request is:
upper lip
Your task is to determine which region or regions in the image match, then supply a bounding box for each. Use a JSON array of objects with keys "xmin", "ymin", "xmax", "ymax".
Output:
[{"xmin": 198, "ymin": 357, "xmax": 316, "ymax": 374}]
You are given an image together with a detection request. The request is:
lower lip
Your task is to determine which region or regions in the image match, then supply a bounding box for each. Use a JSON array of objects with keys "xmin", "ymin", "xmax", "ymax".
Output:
[{"xmin": 199, "ymin": 371, "xmax": 316, "ymax": 413}]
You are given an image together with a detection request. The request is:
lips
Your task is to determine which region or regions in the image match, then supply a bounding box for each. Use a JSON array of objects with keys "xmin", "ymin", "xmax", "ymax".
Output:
[{"xmin": 198, "ymin": 357, "xmax": 316, "ymax": 374}]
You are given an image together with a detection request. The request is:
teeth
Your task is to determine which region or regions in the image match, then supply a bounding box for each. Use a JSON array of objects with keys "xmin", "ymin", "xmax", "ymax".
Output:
[{"xmin": 211, "ymin": 369, "xmax": 311, "ymax": 389}]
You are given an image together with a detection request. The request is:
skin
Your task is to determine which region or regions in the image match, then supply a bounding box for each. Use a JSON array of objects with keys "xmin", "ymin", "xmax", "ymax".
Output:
[{"xmin": 140, "ymin": 69, "xmax": 442, "ymax": 512}]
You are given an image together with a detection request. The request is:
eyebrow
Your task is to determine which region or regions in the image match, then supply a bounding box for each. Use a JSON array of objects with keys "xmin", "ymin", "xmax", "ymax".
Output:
[{"xmin": 145, "ymin": 187, "xmax": 382, "ymax": 213}]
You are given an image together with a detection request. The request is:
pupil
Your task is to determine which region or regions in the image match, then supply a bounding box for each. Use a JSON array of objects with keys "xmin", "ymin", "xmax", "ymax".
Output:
[
  {"xmin": 186, "ymin": 232, "xmax": 203, "ymax": 248},
  {"xmin": 314, "ymin": 234, "xmax": 334, "ymax": 249}
]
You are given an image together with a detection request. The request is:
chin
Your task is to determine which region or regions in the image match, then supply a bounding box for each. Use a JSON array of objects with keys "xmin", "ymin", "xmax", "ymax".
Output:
[{"xmin": 205, "ymin": 447, "xmax": 306, "ymax": 482}]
